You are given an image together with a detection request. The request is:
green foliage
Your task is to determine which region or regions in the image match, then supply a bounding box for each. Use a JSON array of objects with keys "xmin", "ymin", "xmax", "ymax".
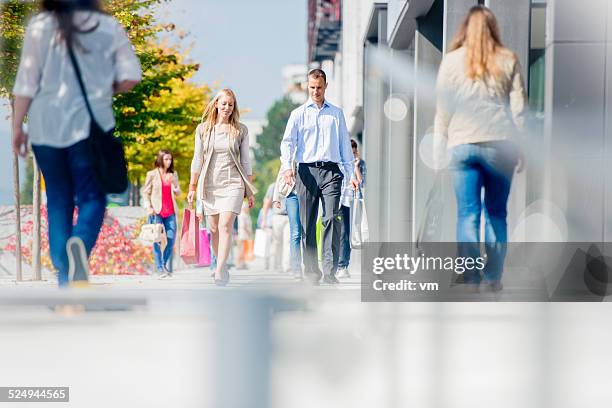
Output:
[
  {"xmin": 1, "ymin": 0, "xmax": 210, "ymax": 200},
  {"xmin": 0, "ymin": 1, "xmax": 38, "ymax": 98},
  {"xmin": 254, "ymin": 96, "xmax": 299, "ymax": 164},
  {"xmin": 250, "ymin": 96, "xmax": 297, "ymax": 225},
  {"xmin": 250, "ymin": 157, "xmax": 280, "ymax": 226},
  {"xmin": 105, "ymin": 0, "xmax": 209, "ymax": 193}
]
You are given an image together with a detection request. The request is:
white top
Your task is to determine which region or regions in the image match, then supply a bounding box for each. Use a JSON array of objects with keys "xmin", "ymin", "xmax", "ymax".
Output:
[{"xmin": 13, "ymin": 11, "xmax": 142, "ymax": 148}]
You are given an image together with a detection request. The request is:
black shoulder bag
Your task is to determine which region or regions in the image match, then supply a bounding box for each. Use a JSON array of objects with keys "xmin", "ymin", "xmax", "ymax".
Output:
[{"xmin": 66, "ymin": 44, "xmax": 129, "ymax": 194}]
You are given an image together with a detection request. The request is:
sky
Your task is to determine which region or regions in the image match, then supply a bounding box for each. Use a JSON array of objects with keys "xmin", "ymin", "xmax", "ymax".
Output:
[
  {"xmin": 154, "ymin": 0, "xmax": 307, "ymax": 118},
  {"xmin": 0, "ymin": 0, "xmax": 307, "ymax": 205}
]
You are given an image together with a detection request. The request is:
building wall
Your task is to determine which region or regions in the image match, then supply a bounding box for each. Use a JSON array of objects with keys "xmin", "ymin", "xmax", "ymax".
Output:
[
  {"xmin": 544, "ymin": 0, "xmax": 610, "ymax": 241},
  {"xmin": 341, "ymin": 0, "xmax": 597, "ymax": 245},
  {"xmin": 387, "ymin": 0, "xmax": 409, "ymax": 40},
  {"xmin": 363, "ymin": 7, "xmax": 388, "ymax": 242},
  {"xmin": 413, "ymin": 0, "xmax": 451, "ymax": 240},
  {"xmin": 281, "ymin": 64, "xmax": 308, "ymax": 104},
  {"xmin": 359, "ymin": 0, "xmax": 537, "ymax": 243},
  {"xmin": 607, "ymin": 2, "xmax": 612, "ymax": 241},
  {"xmin": 386, "ymin": 48, "xmax": 415, "ymax": 241},
  {"xmin": 340, "ymin": 0, "xmax": 376, "ymax": 131}
]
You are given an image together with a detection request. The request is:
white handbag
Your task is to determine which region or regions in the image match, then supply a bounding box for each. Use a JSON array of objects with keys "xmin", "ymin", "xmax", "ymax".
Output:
[
  {"xmin": 275, "ymin": 168, "xmax": 295, "ymax": 197},
  {"xmin": 350, "ymin": 188, "xmax": 369, "ymax": 249},
  {"xmin": 139, "ymin": 221, "xmax": 166, "ymax": 243},
  {"xmin": 276, "ymin": 148, "xmax": 298, "ymax": 197}
]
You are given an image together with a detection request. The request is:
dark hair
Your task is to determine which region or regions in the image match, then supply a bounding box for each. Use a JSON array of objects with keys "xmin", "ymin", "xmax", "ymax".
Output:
[
  {"xmin": 42, "ymin": 0, "xmax": 104, "ymax": 50},
  {"xmin": 350, "ymin": 139, "xmax": 358, "ymax": 149},
  {"xmin": 308, "ymin": 68, "xmax": 327, "ymax": 83},
  {"xmin": 155, "ymin": 150, "xmax": 175, "ymax": 173}
]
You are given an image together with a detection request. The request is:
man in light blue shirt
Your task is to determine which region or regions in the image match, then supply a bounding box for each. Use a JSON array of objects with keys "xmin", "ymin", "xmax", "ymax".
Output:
[{"xmin": 280, "ymin": 69, "xmax": 358, "ymax": 285}]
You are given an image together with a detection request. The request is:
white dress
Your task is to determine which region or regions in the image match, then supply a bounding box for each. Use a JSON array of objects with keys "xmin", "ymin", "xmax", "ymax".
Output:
[{"xmin": 202, "ymin": 129, "xmax": 245, "ymax": 215}]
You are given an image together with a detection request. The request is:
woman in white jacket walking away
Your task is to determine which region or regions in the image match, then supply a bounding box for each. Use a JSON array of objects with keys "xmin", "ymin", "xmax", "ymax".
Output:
[{"xmin": 433, "ymin": 5, "xmax": 526, "ymax": 292}]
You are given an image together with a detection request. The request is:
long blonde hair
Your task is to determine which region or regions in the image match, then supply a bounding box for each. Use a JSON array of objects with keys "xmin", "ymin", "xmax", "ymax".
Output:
[
  {"xmin": 201, "ymin": 88, "xmax": 241, "ymax": 139},
  {"xmin": 449, "ymin": 5, "xmax": 505, "ymax": 80}
]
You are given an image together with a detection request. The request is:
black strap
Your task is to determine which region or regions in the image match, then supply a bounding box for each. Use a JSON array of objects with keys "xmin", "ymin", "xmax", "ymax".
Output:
[{"xmin": 66, "ymin": 44, "xmax": 99, "ymax": 126}]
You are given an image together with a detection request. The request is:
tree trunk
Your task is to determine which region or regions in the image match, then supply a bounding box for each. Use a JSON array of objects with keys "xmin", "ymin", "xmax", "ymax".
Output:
[
  {"xmin": 10, "ymin": 101, "xmax": 22, "ymax": 282},
  {"xmin": 129, "ymin": 182, "xmax": 134, "ymax": 206},
  {"xmin": 32, "ymin": 155, "xmax": 41, "ymax": 281},
  {"xmin": 135, "ymin": 179, "xmax": 141, "ymax": 207}
]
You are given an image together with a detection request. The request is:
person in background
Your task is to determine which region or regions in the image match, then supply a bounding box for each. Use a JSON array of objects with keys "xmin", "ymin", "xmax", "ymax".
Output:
[
  {"xmin": 142, "ymin": 150, "xmax": 181, "ymax": 278},
  {"xmin": 262, "ymin": 182, "xmax": 285, "ymax": 272},
  {"xmin": 236, "ymin": 202, "xmax": 253, "ymax": 270},
  {"xmin": 272, "ymin": 171, "xmax": 303, "ymax": 281},
  {"xmin": 337, "ymin": 139, "xmax": 366, "ymax": 278},
  {"xmin": 353, "ymin": 139, "xmax": 367, "ymax": 187},
  {"xmin": 11, "ymin": 0, "xmax": 141, "ymax": 287},
  {"xmin": 187, "ymin": 89, "xmax": 256, "ymax": 286},
  {"xmin": 433, "ymin": 5, "xmax": 526, "ymax": 292}
]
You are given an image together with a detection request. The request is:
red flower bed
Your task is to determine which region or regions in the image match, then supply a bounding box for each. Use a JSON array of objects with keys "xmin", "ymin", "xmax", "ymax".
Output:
[{"xmin": 1, "ymin": 207, "xmax": 152, "ymax": 275}]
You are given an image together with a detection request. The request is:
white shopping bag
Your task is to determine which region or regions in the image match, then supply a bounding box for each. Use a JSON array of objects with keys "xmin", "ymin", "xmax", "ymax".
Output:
[
  {"xmin": 350, "ymin": 189, "xmax": 369, "ymax": 249},
  {"xmin": 253, "ymin": 228, "xmax": 271, "ymax": 258}
]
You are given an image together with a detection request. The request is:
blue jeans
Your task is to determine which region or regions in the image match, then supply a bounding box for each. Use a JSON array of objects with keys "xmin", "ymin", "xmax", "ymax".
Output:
[
  {"xmin": 150, "ymin": 213, "xmax": 177, "ymax": 273},
  {"xmin": 338, "ymin": 205, "xmax": 351, "ymax": 268},
  {"xmin": 286, "ymin": 191, "xmax": 302, "ymax": 276},
  {"xmin": 451, "ymin": 141, "xmax": 517, "ymax": 284},
  {"xmin": 32, "ymin": 139, "xmax": 107, "ymax": 287}
]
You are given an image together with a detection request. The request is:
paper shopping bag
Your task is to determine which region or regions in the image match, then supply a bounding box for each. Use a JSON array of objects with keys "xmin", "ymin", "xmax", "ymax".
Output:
[
  {"xmin": 180, "ymin": 208, "xmax": 200, "ymax": 265},
  {"xmin": 198, "ymin": 227, "xmax": 212, "ymax": 267}
]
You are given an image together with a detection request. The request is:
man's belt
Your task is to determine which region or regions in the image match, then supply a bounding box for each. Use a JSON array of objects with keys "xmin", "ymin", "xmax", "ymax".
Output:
[{"xmin": 302, "ymin": 161, "xmax": 334, "ymax": 168}]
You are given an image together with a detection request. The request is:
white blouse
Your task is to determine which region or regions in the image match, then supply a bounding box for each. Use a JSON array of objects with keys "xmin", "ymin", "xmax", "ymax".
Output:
[{"xmin": 13, "ymin": 11, "xmax": 142, "ymax": 148}]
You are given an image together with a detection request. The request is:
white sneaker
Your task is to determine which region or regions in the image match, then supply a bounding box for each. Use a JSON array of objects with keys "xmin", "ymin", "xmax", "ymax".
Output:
[
  {"xmin": 67, "ymin": 237, "xmax": 89, "ymax": 286},
  {"xmin": 337, "ymin": 266, "xmax": 350, "ymax": 278}
]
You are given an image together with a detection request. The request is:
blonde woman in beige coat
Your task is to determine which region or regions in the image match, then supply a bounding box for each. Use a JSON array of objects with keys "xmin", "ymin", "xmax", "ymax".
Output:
[
  {"xmin": 187, "ymin": 89, "xmax": 256, "ymax": 286},
  {"xmin": 433, "ymin": 5, "xmax": 526, "ymax": 292}
]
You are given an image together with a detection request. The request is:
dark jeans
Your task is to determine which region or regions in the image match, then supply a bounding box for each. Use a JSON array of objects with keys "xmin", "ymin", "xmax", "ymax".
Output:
[
  {"xmin": 338, "ymin": 205, "xmax": 351, "ymax": 268},
  {"xmin": 32, "ymin": 139, "xmax": 106, "ymax": 287},
  {"xmin": 150, "ymin": 213, "xmax": 177, "ymax": 273},
  {"xmin": 296, "ymin": 162, "xmax": 343, "ymax": 281},
  {"xmin": 450, "ymin": 141, "xmax": 517, "ymax": 284}
]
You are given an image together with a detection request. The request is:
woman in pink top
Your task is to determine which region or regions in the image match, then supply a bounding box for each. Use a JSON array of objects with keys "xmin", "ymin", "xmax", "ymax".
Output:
[{"xmin": 142, "ymin": 150, "xmax": 181, "ymax": 278}]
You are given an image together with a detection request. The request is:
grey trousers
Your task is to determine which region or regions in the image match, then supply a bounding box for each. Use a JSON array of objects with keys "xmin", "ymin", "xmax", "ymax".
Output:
[{"xmin": 295, "ymin": 162, "xmax": 344, "ymax": 281}]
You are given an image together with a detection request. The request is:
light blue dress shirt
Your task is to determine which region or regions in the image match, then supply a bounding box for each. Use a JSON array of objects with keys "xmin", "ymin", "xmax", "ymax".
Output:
[{"xmin": 280, "ymin": 99, "xmax": 355, "ymax": 180}]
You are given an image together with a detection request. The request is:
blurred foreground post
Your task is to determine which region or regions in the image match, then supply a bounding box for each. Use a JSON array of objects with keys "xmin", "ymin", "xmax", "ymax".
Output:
[
  {"xmin": 213, "ymin": 295, "xmax": 271, "ymax": 408},
  {"xmin": 32, "ymin": 155, "xmax": 41, "ymax": 280},
  {"xmin": 10, "ymin": 100, "xmax": 22, "ymax": 281}
]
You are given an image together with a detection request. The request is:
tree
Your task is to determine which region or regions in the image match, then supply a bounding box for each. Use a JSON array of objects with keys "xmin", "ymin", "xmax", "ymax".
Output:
[
  {"xmin": 0, "ymin": 1, "xmax": 37, "ymax": 96},
  {"xmin": 254, "ymin": 96, "xmax": 299, "ymax": 164},
  {"xmin": 250, "ymin": 96, "xmax": 299, "ymax": 226},
  {"xmin": 0, "ymin": 0, "xmax": 211, "ymax": 276},
  {"xmin": 0, "ymin": 0, "xmax": 38, "ymax": 281},
  {"xmin": 2, "ymin": 0, "xmax": 209, "ymax": 194},
  {"xmin": 106, "ymin": 1, "xmax": 207, "ymax": 191},
  {"xmin": 123, "ymin": 70, "xmax": 209, "ymax": 195}
]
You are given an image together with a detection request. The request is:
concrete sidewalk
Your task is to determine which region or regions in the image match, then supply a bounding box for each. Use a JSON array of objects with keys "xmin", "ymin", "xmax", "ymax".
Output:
[{"xmin": 0, "ymin": 255, "xmax": 363, "ymax": 290}]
